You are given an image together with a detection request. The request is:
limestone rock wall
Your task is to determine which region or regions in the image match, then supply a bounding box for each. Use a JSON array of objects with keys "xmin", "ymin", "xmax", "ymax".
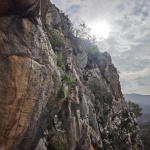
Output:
[
  {"xmin": 41, "ymin": 2, "xmax": 144, "ymax": 150},
  {"xmin": 47, "ymin": 41, "xmax": 143, "ymax": 150},
  {"xmin": 0, "ymin": 1, "xmax": 63, "ymax": 150},
  {"xmin": 0, "ymin": 1, "xmax": 144, "ymax": 150}
]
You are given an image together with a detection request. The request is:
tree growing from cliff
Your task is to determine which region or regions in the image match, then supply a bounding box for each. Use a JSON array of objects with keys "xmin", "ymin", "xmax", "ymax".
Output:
[
  {"xmin": 127, "ymin": 101, "xmax": 142, "ymax": 117},
  {"xmin": 74, "ymin": 23, "xmax": 90, "ymax": 38},
  {"xmin": 73, "ymin": 23, "xmax": 98, "ymax": 43},
  {"xmin": 60, "ymin": 11, "xmax": 98, "ymax": 44}
]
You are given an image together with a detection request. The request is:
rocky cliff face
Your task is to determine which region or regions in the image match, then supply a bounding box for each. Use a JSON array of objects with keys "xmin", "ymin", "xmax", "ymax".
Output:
[{"xmin": 0, "ymin": 1, "xmax": 144, "ymax": 150}]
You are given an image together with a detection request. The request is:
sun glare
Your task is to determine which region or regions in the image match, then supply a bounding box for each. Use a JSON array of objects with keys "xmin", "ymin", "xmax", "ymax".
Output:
[{"xmin": 90, "ymin": 22, "xmax": 111, "ymax": 40}]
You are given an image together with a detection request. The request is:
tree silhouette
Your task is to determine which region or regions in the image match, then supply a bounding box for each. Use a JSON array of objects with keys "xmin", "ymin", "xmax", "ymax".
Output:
[{"xmin": 127, "ymin": 100, "xmax": 142, "ymax": 117}]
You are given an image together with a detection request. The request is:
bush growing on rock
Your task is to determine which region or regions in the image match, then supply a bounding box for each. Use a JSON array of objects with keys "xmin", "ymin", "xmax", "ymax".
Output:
[
  {"xmin": 61, "ymin": 72, "xmax": 75, "ymax": 92},
  {"xmin": 86, "ymin": 42, "xmax": 99, "ymax": 55},
  {"xmin": 88, "ymin": 78, "xmax": 113, "ymax": 105},
  {"xmin": 127, "ymin": 101, "xmax": 142, "ymax": 117},
  {"xmin": 57, "ymin": 86, "xmax": 65, "ymax": 99},
  {"xmin": 57, "ymin": 53, "xmax": 65, "ymax": 70},
  {"xmin": 48, "ymin": 30, "xmax": 65, "ymax": 48},
  {"xmin": 47, "ymin": 140, "xmax": 70, "ymax": 150}
]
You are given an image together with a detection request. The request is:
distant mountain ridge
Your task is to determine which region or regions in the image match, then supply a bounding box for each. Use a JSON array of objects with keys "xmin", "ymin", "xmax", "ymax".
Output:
[
  {"xmin": 124, "ymin": 93, "xmax": 150, "ymax": 114},
  {"xmin": 124, "ymin": 93, "xmax": 150, "ymax": 124}
]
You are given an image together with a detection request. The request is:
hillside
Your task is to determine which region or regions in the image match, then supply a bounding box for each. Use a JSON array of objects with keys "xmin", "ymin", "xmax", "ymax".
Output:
[
  {"xmin": 124, "ymin": 94, "xmax": 150, "ymax": 124},
  {"xmin": 124, "ymin": 94, "xmax": 150, "ymax": 114},
  {"xmin": 0, "ymin": 1, "xmax": 144, "ymax": 150},
  {"xmin": 139, "ymin": 122, "xmax": 150, "ymax": 150},
  {"xmin": 124, "ymin": 94, "xmax": 150, "ymax": 149}
]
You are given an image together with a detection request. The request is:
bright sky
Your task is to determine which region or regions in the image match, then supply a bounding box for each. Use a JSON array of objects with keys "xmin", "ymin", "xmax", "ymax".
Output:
[
  {"xmin": 51, "ymin": 0, "xmax": 150, "ymax": 95},
  {"xmin": 89, "ymin": 22, "xmax": 111, "ymax": 40}
]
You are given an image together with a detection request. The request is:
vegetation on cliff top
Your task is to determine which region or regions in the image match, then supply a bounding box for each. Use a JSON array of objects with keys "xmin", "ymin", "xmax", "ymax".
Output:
[{"xmin": 127, "ymin": 100, "xmax": 142, "ymax": 117}]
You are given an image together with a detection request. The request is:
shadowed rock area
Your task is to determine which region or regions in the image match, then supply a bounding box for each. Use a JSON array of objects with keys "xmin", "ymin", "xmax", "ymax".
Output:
[{"xmin": 0, "ymin": 1, "xmax": 144, "ymax": 150}]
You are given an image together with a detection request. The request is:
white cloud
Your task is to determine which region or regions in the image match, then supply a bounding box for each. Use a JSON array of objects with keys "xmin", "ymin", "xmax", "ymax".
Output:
[{"xmin": 51, "ymin": 0, "xmax": 150, "ymax": 95}]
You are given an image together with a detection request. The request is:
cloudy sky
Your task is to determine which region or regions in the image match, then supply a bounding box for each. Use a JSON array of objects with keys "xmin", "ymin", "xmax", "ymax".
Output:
[{"xmin": 51, "ymin": 0, "xmax": 150, "ymax": 95}]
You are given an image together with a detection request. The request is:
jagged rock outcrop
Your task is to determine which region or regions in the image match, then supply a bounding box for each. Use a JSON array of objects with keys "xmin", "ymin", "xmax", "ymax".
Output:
[{"xmin": 0, "ymin": 1, "xmax": 144, "ymax": 150}]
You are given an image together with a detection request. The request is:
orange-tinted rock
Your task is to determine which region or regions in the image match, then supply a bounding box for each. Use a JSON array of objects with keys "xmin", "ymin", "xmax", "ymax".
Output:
[
  {"xmin": 90, "ymin": 144, "xmax": 95, "ymax": 150},
  {"xmin": 0, "ymin": 1, "xmax": 144, "ymax": 150},
  {"xmin": 0, "ymin": 2, "xmax": 62, "ymax": 149},
  {"xmin": 0, "ymin": 56, "xmax": 31, "ymax": 149},
  {"xmin": 99, "ymin": 52, "xmax": 123, "ymax": 101}
]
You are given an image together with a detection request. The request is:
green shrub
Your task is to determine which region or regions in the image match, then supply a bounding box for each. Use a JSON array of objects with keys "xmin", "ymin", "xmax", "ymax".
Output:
[
  {"xmin": 48, "ymin": 140, "xmax": 70, "ymax": 150},
  {"xmin": 57, "ymin": 53, "xmax": 65, "ymax": 70},
  {"xmin": 57, "ymin": 86, "xmax": 65, "ymax": 99},
  {"xmin": 127, "ymin": 100, "xmax": 142, "ymax": 117},
  {"xmin": 121, "ymin": 111, "xmax": 129, "ymax": 118},
  {"xmin": 48, "ymin": 30, "xmax": 65, "ymax": 48},
  {"xmin": 140, "ymin": 123, "xmax": 150, "ymax": 150},
  {"xmin": 108, "ymin": 131, "xmax": 116, "ymax": 140},
  {"xmin": 86, "ymin": 43, "xmax": 99, "ymax": 55},
  {"xmin": 61, "ymin": 72, "xmax": 75, "ymax": 88},
  {"xmin": 88, "ymin": 79, "xmax": 113, "ymax": 105},
  {"xmin": 111, "ymin": 140, "xmax": 124, "ymax": 150},
  {"xmin": 119, "ymin": 118, "xmax": 132, "ymax": 132}
]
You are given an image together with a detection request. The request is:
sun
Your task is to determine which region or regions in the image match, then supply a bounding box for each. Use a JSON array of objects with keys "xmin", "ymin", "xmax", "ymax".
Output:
[{"xmin": 90, "ymin": 22, "xmax": 111, "ymax": 40}]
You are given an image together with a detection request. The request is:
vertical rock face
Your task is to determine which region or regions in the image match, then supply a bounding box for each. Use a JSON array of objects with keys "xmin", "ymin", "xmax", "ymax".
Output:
[
  {"xmin": 0, "ymin": 1, "xmax": 144, "ymax": 150},
  {"xmin": 0, "ymin": 1, "xmax": 62, "ymax": 150}
]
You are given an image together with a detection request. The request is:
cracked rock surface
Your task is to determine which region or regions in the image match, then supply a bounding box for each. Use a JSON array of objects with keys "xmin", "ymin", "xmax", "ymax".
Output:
[{"xmin": 0, "ymin": 1, "xmax": 144, "ymax": 150}]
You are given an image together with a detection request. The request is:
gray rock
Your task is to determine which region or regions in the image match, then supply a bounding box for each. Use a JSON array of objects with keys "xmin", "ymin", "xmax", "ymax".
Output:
[
  {"xmin": 76, "ymin": 52, "xmax": 88, "ymax": 69},
  {"xmin": 35, "ymin": 139, "xmax": 47, "ymax": 150},
  {"xmin": 0, "ymin": 1, "xmax": 144, "ymax": 150}
]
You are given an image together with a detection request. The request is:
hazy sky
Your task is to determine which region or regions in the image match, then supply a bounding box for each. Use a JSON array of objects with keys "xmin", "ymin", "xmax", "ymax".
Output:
[{"xmin": 51, "ymin": 0, "xmax": 150, "ymax": 95}]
